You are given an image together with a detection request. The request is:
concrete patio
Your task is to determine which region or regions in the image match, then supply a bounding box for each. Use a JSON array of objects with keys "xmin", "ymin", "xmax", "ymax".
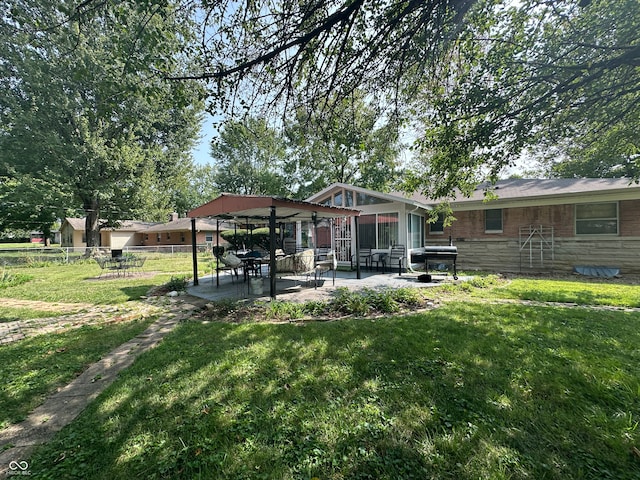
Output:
[{"xmin": 186, "ymin": 267, "xmax": 462, "ymax": 304}]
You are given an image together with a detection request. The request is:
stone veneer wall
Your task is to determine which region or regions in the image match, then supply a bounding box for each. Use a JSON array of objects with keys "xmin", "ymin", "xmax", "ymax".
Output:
[{"xmin": 430, "ymin": 237, "xmax": 640, "ymax": 275}]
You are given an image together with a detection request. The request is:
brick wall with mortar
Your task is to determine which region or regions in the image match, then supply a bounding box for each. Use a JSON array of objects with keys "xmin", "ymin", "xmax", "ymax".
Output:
[
  {"xmin": 141, "ymin": 231, "xmax": 225, "ymax": 247},
  {"xmin": 425, "ymin": 200, "xmax": 640, "ymax": 274}
]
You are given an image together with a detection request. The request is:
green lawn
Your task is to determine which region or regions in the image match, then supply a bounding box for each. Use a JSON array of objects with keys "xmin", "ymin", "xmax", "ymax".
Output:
[
  {"xmin": 1, "ymin": 266, "xmax": 639, "ymax": 478},
  {"xmin": 23, "ymin": 280, "xmax": 640, "ymax": 479},
  {"xmin": 0, "ymin": 317, "xmax": 156, "ymax": 430},
  {"xmin": 0, "ymin": 254, "xmax": 208, "ymax": 309}
]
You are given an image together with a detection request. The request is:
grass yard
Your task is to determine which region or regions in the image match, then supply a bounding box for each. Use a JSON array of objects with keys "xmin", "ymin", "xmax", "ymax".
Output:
[
  {"xmin": 0, "ymin": 253, "xmax": 208, "ymax": 311},
  {"xmin": 23, "ymin": 280, "xmax": 640, "ymax": 479},
  {"xmin": 0, "ymin": 317, "xmax": 157, "ymax": 430}
]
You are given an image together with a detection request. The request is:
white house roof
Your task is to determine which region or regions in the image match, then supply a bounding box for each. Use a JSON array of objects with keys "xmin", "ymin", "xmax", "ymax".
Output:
[{"xmin": 307, "ymin": 182, "xmax": 433, "ymax": 210}]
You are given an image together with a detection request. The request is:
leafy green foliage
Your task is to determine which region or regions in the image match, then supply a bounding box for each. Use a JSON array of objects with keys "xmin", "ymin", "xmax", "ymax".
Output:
[
  {"xmin": 285, "ymin": 93, "xmax": 403, "ymax": 197},
  {"xmin": 164, "ymin": 276, "xmax": 189, "ymax": 292},
  {"xmin": 0, "ymin": 268, "xmax": 31, "ymax": 289},
  {"xmin": 410, "ymin": 0, "xmax": 640, "ymax": 197},
  {"xmin": 210, "ymin": 118, "xmax": 291, "ymax": 196},
  {"xmin": 0, "ymin": 0, "xmax": 205, "ymax": 242},
  {"xmin": 220, "ymin": 227, "xmax": 275, "ymax": 252}
]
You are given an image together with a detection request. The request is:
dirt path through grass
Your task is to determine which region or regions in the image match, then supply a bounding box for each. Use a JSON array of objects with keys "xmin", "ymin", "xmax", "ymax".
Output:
[
  {"xmin": 0, "ymin": 297, "xmax": 95, "ymax": 313},
  {"xmin": 0, "ymin": 301, "xmax": 162, "ymax": 345}
]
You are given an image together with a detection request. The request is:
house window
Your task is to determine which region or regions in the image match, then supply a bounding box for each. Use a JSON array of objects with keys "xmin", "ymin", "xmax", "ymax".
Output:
[
  {"xmin": 345, "ymin": 190, "xmax": 354, "ymax": 207},
  {"xmin": 378, "ymin": 213, "xmax": 399, "ymax": 248},
  {"xmin": 485, "ymin": 209, "xmax": 503, "ymax": 232},
  {"xmin": 180, "ymin": 232, "xmax": 186, "ymax": 243},
  {"xmin": 166, "ymin": 233, "xmax": 171, "ymax": 240},
  {"xmin": 144, "ymin": 234, "xmax": 149, "ymax": 241},
  {"xmin": 576, "ymin": 202, "xmax": 618, "ymax": 235},
  {"xmin": 358, "ymin": 213, "xmax": 399, "ymax": 249},
  {"xmin": 408, "ymin": 213, "xmax": 425, "ymax": 249},
  {"xmin": 355, "ymin": 192, "xmax": 391, "ymax": 206},
  {"xmin": 429, "ymin": 213, "xmax": 445, "ymax": 234},
  {"xmin": 205, "ymin": 232, "xmax": 214, "ymax": 242},
  {"xmin": 334, "ymin": 192, "xmax": 343, "ymax": 206},
  {"xmin": 156, "ymin": 233, "xmax": 161, "ymax": 242}
]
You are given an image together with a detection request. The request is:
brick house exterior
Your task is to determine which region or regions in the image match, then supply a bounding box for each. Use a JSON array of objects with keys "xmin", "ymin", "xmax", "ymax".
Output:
[
  {"xmin": 415, "ymin": 178, "xmax": 640, "ymax": 274},
  {"xmin": 140, "ymin": 217, "xmax": 229, "ymax": 248},
  {"xmin": 60, "ymin": 215, "xmax": 230, "ymax": 250}
]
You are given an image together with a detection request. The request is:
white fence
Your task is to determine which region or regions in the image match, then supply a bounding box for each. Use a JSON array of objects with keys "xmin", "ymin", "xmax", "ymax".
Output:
[{"xmin": 0, "ymin": 245, "xmax": 209, "ymax": 266}]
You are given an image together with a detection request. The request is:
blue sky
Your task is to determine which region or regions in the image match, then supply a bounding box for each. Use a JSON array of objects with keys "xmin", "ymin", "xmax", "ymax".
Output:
[{"xmin": 192, "ymin": 113, "xmax": 217, "ymax": 165}]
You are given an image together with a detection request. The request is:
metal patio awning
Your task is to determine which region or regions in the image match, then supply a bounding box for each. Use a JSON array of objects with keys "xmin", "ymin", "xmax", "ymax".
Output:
[
  {"xmin": 187, "ymin": 194, "xmax": 362, "ymax": 298},
  {"xmin": 188, "ymin": 193, "xmax": 360, "ymax": 222}
]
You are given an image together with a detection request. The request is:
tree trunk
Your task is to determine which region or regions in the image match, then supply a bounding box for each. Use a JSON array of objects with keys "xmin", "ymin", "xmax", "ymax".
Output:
[
  {"xmin": 42, "ymin": 224, "xmax": 52, "ymax": 247},
  {"xmin": 84, "ymin": 197, "xmax": 101, "ymax": 250}
]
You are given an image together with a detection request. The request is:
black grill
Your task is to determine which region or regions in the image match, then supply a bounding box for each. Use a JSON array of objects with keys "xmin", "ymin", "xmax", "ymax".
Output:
[{"xmin": 411, "ymin": 245, "xmax": 458, "ymax": 280}]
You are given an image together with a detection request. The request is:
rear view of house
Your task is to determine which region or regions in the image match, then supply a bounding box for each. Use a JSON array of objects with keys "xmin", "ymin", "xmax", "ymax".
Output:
[{"xmin": 417, "ymin": 178, "xmax": 640, "ymax": 274}]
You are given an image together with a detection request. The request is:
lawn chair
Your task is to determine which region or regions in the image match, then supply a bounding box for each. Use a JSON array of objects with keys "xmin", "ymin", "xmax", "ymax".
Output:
[
  {"xmin": 316, "ymin": 250, "xmax": 337, "ymax": 286},
  {"xmin": 388, "ymin": 245, "xmax": 407, "ymax": 275},
  {"xmin": 215, "ymin": 251, "xmax": 243, "ymax": 282}
]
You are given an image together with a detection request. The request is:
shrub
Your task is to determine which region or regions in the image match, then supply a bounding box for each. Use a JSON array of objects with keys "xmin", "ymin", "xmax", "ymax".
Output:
[
  {"xmin": 165, "ymin": 275, "xmax": 188, "ymax": 292},
  {"xmin": 265, "ymin": 301, "xmax": 304, "ymax": 320},
  {"xmin": 333, "ymin": 287, "xmax": 371, "ymax": 316}
]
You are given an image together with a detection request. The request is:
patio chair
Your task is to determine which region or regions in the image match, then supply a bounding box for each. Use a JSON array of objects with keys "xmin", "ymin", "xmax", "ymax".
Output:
[
  {"xmin": 216, "ymin": 251, "xmax": 244, "ymax": 282},
  {"xmin": 315, "ymin": 250, "xmax": 337, "ymax": 286},
  {"xmin": 356, "ymin": 247, "xmax": 373, "ymax": 271},
  {"xmin": 95, "ymin": 256, "xmax": 118, "ymax": 277},
  {"xmin": 388, "ymin": 245, "xmax": 407, "ymax": 275}
]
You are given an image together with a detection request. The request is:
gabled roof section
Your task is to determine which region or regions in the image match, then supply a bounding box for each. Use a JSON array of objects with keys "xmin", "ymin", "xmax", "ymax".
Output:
[
  {"xmin": 307, "ymin": 183, "xmax": 432, "ymax": 210},
  {"xmin": 62, "ymin": 218, "xmax": 86, "ymax": 230},
  {"xmin": 62, "ymin": 218, "xmax": 160, "ymax": 232},
  {"xmin": 188, "ymin": 193, "xmax": 360, "ymax": 222},
  {"xmin": 407, "ymin": 178, "xmax": 640, "ymax": 209}
]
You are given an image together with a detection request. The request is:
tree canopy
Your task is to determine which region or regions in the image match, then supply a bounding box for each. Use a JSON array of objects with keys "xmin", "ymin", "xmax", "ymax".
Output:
[
  {"xmin": 0, "ymin": 0, "xmax": 204, "ymax": 245},
  {"xmin": 3, "ymin": 0, "xmax": 637, "ymax": 220},
  {"xmin": 408, "ymin": 0, "xmax": 640, "ymax": 199}
]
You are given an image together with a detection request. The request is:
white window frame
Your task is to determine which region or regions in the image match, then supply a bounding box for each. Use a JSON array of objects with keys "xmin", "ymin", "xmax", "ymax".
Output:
[{"xmin": 408, "ymin": 213, "xmax": 425, "ymax": 248}]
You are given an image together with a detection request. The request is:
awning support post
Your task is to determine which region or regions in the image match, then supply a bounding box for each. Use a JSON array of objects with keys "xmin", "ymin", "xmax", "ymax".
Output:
[
  {"xmin": 191, "ymin": 217, "xmax": 199, "ymax": 286},
  {"xmin": 269, "ymin": 206, "xmax": 277, "ymax": 299}
]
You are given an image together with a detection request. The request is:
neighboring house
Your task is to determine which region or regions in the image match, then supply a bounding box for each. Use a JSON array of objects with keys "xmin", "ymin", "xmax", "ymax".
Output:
[
  {"xmin": 61, "ymin": 218, "xmax": 160, "ymax": 249},
  {"xmin": 29, "ymin": 231, "xmax": 61, "ymax": 244},
  {"xmin": 308, "ymin": 179, "xmax": 640, "ymax": 274},
  {"xmin": 306, "ymin": 183, "xmax": 433, "ymax": 264},
  {"xmin": 139, "ymin": 214, "xmax": 229, "ymax": 248},
  {"xmin": 60, "ymin": 214, "xmax": 230, "ymax": 250}
]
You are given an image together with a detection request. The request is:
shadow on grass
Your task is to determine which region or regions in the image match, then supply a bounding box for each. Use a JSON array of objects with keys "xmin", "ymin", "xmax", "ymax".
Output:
[{"xmin": 28, "ymin": 303, "xmax": 640, "ymax": 479}]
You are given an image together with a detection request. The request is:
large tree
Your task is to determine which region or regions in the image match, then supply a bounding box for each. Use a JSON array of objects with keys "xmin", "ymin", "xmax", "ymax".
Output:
[
  {"xmin": 285, "ymin": 93, "xmax": 403, "ymax": 198},
  {"xmin": 24, "ymin": 0, "xmax": 638, "ymax": 201},
  {"xmin": 209, "ymin": 118, "xmax": 292, "ymax": 196},
  {"xmin": 407, "ymin": 0, "xmax": 640, "ymax": 198},
  {"xmin": 0, "ymin": 0, "xmax": 204, "ymax": 245}
]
